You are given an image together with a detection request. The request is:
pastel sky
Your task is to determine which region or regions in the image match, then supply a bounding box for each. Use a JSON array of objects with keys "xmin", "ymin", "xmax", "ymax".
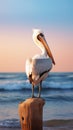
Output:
[{"xmin": 0, "ymin": 0, "xmax": 73, "ymax": 72}]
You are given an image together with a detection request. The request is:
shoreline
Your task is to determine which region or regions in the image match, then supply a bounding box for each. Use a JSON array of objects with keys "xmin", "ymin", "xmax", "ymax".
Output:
[
  {"xmin": 0, "ymin": 119, "xmax": 73, "ymax": 130},
  {"xmin": 43, "ymin": 119, "xmax": 73, "ymax": 127}
]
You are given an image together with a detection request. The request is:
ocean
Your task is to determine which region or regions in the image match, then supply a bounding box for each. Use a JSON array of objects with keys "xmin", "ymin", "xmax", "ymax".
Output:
[{"xmin": 0, "ymin": 72, "xmax": 73, "ymax": 128}]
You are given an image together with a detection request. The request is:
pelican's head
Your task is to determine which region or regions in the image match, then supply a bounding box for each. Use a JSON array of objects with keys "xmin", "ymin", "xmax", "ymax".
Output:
[
  {"xmin": 32, "ymin": 29, "xmax": 55, "ymax": 65},
  {"xmin": 33, "ymin": 29, "xmax": 42, "ymax": 37}
]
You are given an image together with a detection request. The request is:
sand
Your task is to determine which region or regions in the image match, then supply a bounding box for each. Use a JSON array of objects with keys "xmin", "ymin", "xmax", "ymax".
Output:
[
  {"xmin": 43, "ymin": 119, "xmax": 73, "ymax": 130},
  {"xmin": 0, "ymin": 119, "xmax": 73, "ymax": 130}
]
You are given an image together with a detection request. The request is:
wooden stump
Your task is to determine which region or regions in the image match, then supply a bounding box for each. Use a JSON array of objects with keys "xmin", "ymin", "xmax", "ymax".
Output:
[{"xmin": 18, "ymin": 98, "xmax": 45, "ymax": 130}]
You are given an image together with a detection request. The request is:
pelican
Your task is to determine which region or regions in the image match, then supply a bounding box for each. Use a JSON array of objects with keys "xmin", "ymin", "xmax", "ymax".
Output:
[{"xmin": 26, "ymin": 29, "xmax": 55, "ymax": 98}]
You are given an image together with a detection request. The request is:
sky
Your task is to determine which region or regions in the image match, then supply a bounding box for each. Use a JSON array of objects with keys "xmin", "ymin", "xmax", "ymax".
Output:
[{"xmin": 0, "ymin": 0, "xmax": 73, "ymax": 72}]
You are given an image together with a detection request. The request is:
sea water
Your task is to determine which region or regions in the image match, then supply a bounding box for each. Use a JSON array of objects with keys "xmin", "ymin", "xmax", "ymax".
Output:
[{"xmin": 0, "ymin": 72, "xmax": 73, "ymax": 127}]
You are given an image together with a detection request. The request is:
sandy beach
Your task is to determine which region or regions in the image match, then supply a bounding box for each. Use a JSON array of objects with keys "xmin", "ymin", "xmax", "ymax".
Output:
[
  {"xmin": 0, "ymin": 119, "xmax": 73, "ymax": 130},
  {"xmin": 43, "ymin": 119, "xmax": 73, "ymax": 130}
]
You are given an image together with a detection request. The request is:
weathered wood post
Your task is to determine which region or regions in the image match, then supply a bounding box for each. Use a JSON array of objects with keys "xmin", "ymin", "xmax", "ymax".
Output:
[{"xmin": 18, "ymin": 98, "xmax": 45, "ymax": 130}]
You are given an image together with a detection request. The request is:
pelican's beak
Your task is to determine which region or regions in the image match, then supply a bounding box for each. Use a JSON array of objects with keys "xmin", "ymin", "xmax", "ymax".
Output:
[{"xmin": 37, "ymin": 34, "xmax": 55, "ymax": 65}]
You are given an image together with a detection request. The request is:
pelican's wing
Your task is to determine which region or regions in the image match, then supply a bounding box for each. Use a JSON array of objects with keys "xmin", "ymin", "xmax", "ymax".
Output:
[
  {"xmin": 25, "ymin": 59, "xmax": 32, "ymax": 77},
  {"xmin": 31, "ymin": 58, "xmax": 52, "ymax": 76}
]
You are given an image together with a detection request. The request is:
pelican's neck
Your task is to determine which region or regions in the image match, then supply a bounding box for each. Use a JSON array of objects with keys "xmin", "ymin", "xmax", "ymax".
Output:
[
  {"xmin": 41, "ymin": 47, "xmax": 47, "ymax": 57},
  {"xmin": 37, "ymin": 40, "xmax": 48, "ymax": 58}
]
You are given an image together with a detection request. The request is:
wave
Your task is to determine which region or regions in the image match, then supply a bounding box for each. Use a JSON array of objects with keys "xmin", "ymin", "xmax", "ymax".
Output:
[
  {"xmin": 0, "ymin": 118, "xmax": 73, "ymax": 128},
  {"xmin": 0, "ymin": 119, "xmax": 20, "ymax": 128},
  {"xmin": 43, "ymin": 81, "xmax": 73, "ymax": 89},
  {"xmin": 0, "ymin": 80, "xmax": 31, "ymax": 91},
  {"xmin": 44, "ymin": 95, "xmax": 73, "ymax": 102},
  {"xmin": 0, "ymin": 73, "xmax": 26, "ymax": 80},
  {"xmin": 0, "ymin": 80, "xmax": 73, "ymax": 91},
  {"xmin": 0, "ymin": 72, "xmax": 73, "ymax": 91}
]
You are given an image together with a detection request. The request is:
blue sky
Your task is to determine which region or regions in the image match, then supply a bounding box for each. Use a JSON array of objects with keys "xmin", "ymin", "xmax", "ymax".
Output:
[{"xmin": 0, "ymin": 0, "xmax": 73, "ymax": 27}]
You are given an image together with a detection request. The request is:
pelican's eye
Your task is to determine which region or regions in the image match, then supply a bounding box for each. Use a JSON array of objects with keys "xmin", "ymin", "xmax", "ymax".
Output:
[
  {"xmin": 39, "ymin": 33, "xmax": 44, "ymax": 37},
  {"xmin": 37, "ymin": 33, "xmax": 44, "ymax": 41}
]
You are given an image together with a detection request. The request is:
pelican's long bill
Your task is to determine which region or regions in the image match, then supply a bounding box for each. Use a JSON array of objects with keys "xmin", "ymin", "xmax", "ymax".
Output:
[{"xmin": 37, "ymin": 33, "xmax": 55, "ymax": 65}]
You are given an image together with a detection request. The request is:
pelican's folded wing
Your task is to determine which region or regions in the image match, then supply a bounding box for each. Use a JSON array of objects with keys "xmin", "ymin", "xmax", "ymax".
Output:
[{"xmin": 31, "ymin": 58, "xmax": 52, "ymax": 75}]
